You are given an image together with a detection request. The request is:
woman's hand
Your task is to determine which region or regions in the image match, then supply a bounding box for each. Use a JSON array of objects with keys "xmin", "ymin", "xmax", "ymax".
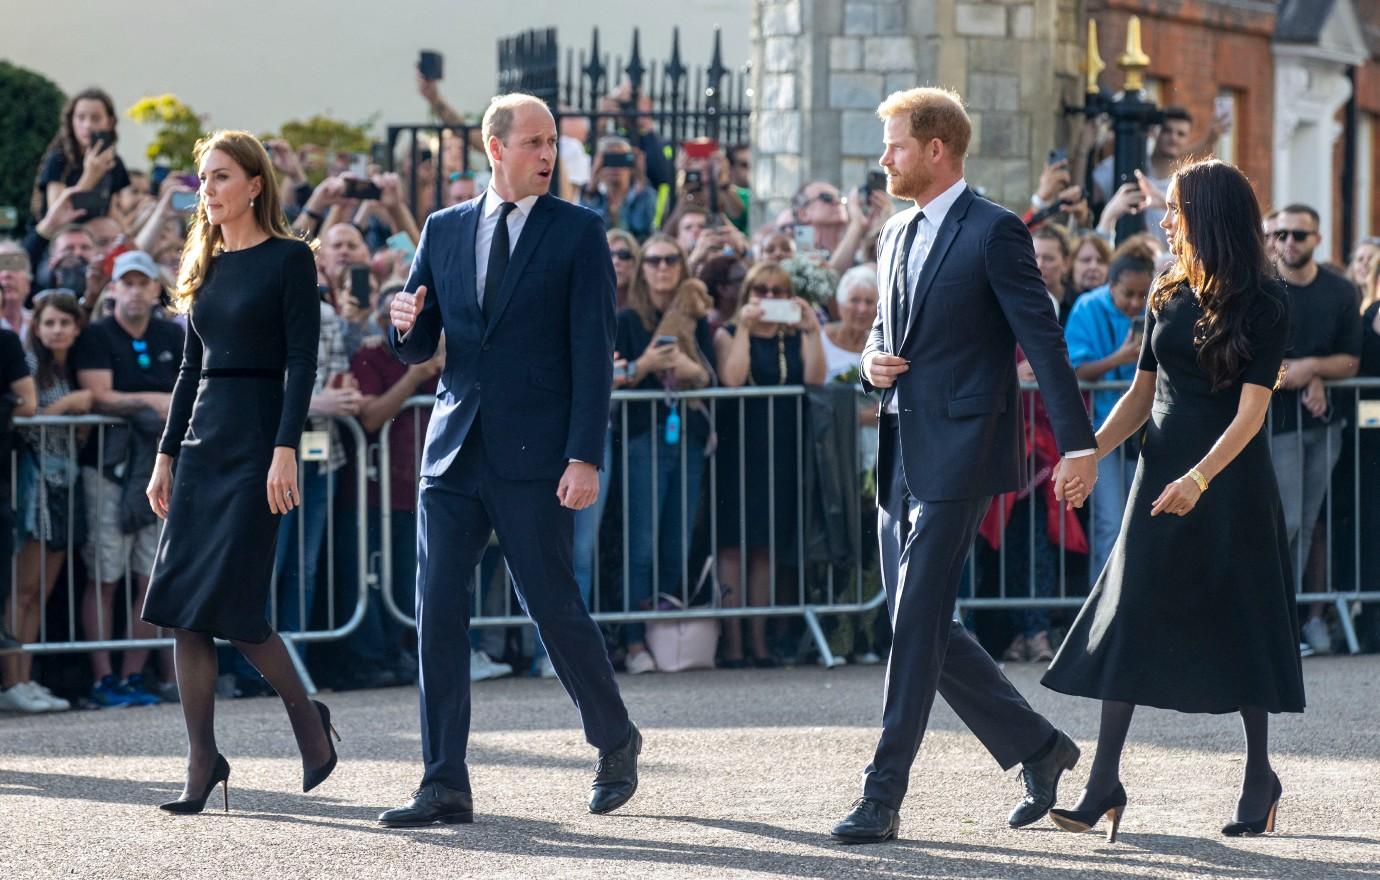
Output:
[
  {"xmin": 1150, "ymin": 475, "xmax": 1202, "ymax": 517},
  {"xmin": 146, "ymin": 454, "xmax": 174, "ymax": 519},
  {"xmin": 267, "ymin": 447, "xmax": 301, "ymax": 515},
  {"xmin": 79, "ymin": 139, "xmax": 117, "ymax": 188},
  {"xmin": 58, "ymin": 389, "xmax": 94, "ymax": 415},
  {"xmin": 638, "ymin": 341, "xmax": 677, "ymax": 374},
  {"xmin": 793, "ymin": 297, "xmax": 821, "ymax": 334},
  {"xmin": 737, "ymin": 301, "xmax": 763, "ymax": 332}
]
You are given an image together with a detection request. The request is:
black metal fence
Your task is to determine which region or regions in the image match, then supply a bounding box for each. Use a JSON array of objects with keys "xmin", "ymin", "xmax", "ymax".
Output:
[{"xmin": 386, "ymin": 26, "xmax": 752, "ymax": 217}]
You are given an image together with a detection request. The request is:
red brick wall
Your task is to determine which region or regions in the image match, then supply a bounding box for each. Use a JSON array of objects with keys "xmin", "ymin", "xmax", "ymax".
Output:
[{"xmin": 1088, "ymin": 0, "xmax": 1277, "ymax": 207}]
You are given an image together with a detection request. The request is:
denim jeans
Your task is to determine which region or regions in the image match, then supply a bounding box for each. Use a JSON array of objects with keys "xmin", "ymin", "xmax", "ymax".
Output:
[
  {"xmin": 1090, "ymin": 447, "xmax": 1138, "ymax": 587},
  {"xmin": 274, "ymin": 461, "xmax": 333, "ymax": 634},
  {"xmin": 533, "ymin": 429, "xmax": 611, "ymax": 662},
  {"xmin": 621, "ymin": 428, "xmax": 705, "ymax": 646}
]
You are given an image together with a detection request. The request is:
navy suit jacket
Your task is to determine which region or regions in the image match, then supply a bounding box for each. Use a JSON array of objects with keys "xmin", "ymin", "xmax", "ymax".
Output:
[
  {"xmin": 861, "ymin": 188, "xmax": 1096, "ymax": 501},
  {"xmin": 389, "ymin": 193, "xmax": 616, "ymax": 481}
]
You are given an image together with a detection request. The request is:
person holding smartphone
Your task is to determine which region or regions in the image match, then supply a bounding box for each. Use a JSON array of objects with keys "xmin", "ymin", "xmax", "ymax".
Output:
[
  {"xmin": 32, "ymin": 89, "xmax": 131, "ymax": 225},
  {"xmin": 613, "ymin": 235, "xmax": 715, "ymax": 674},
  {"xmin": 580, "ymin": 137, "xmax": 656, "ymax": 241},
  {"xmin": 713, "ymin": 261, "xmax": 825, "ymax": 668}
]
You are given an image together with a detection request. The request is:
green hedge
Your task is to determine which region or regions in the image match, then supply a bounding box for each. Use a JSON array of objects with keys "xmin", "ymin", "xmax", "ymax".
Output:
[{"xmin": 0, "ymin": 61, "xmax": 64, "ymax": 222}]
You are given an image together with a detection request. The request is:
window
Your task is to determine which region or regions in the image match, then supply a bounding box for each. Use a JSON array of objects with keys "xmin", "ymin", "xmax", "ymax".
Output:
[
  {"xmin": 1357, "ymin": 112, "xmax": 1375, "ymax": 240},
  {"xmin": 1213, "ymin": 89, "xmax": 1239, "ymax": 165}
]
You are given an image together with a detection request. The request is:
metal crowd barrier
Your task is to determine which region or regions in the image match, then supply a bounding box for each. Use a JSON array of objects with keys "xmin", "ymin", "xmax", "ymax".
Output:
[{"xmin": 2, "ymin": 414, "xmax": 371, "ymax": 694}]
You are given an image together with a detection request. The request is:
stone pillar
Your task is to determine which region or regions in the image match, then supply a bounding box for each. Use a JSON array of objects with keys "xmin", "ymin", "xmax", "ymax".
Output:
[{"xmin": 750, "ymin": 0, "xmax": 1086, "ymax": 224}]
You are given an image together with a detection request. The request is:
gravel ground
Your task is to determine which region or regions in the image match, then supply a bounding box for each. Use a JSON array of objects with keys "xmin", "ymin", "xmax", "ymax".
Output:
[{"xmin": 2, "ymin": 656, "xmax": 1377, "ymax": 879}]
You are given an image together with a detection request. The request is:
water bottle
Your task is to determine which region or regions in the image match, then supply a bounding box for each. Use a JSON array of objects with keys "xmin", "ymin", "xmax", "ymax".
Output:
[{"xmin": 664, "ymin": 406, "xmax": 681, "ymax": 446}]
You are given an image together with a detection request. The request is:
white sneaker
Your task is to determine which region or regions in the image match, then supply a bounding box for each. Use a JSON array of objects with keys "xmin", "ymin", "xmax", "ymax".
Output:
[
  {"xmin": 1299, "ymin": 641, "xmax": 1316, "ymax": 658},
  {"xmin": 0, "ymin": 683, "xmax": 50, "ymax": 713},
  {"xmin": 1302, "ymin": 618, "xmax": 1332, "ymax": 655},
  {"xmin": 626, "ymin": 650, "xmax": 657, "ymax": 675},
  {"xmin": 854, "ymin": 651, "xmax": 883, "ymax": 666},
  {"xmin": 23, "ymin": 681, "xmax": 70, "ymax": 711},
  {"xmin": 536, "ymin": 655, "xmax": 558, "ymax": 679},
  {"xmin": 470, "ymin": 650, "xmax": 512, "ymax": 682}
]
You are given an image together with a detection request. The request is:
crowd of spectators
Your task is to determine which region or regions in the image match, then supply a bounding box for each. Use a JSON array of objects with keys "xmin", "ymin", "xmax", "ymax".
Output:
[{"xmin": 2, "ymin": 82, "xmax": 1378, "ymax": 714}]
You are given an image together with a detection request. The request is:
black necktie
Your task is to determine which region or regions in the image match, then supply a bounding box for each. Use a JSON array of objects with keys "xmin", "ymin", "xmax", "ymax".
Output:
[
  {"xmin": 892, "ymin": 211, "xmax": 923, "ymax": 344},
  {"xmin": 483, "ymin": 201, "xmax": 517, "ymax": 321}
]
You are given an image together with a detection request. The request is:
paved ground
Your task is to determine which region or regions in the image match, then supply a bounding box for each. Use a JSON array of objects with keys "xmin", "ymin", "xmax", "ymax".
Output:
[{"xmin": 2, "ymin": 656, "xmax": 1378, "ymax": 879}]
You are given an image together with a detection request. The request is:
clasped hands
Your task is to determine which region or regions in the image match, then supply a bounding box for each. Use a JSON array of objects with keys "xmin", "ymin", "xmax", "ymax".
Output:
[{"xmin": 1051, "ymin": 455, "xmax": 1098, "ymax": 511}]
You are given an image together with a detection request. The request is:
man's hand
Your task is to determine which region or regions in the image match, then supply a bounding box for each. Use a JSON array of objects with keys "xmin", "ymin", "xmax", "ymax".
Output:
[
  {"xmin": 1053, "ymin": 454, "xmax": 1098, "ymax": 510},
  {"xmin": 1035, "ymin": 159, "xmax": 1072, "ymax": 204},
  {"xmin": 391, "ymin": 285, "xmax": 427, "ymax": 335},
  {"xmin": 862, "ymin": 351, "xmax": 909, "ymax": 388},
  {"xmin": 1301, "ymin": 375, "xmax": 1328, "ymax": 419},
  {"xmin": 311, "ymin": 387, "xmax": 363, "ymax": 417},
  {"xmin": 557, "ymin": 460, "xmax": 599, "ymax": 510}
]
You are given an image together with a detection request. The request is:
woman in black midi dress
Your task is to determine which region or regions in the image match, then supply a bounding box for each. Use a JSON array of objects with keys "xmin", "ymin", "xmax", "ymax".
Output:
[
  {"xmin": 1041, "ymin": 160, "xmax": 1304, "ymax": 841},
  {"xmin": 141, "ymin": 132, "xmax": 336, "ymax": 814}
]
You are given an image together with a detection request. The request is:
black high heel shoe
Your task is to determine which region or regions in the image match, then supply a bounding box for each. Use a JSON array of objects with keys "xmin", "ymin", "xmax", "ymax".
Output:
[
  {"xmin": 1048, "ymin": 783, "xmax": 1128, "ymax": 843},
  {"xmin": 303, "ymin": 700, "xmax": 341, "ymax": 793},
  {"xmin": 1222, "ymin": 773, "xmax": 1282, "ymax": 837},
  {"xmin": 160, "ymin": 754, "xmax": 231, "ymax": 814}
]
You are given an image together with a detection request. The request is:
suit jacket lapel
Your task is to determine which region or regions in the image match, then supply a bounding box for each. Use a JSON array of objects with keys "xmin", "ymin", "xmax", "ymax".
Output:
[
  {"xmin": 880, "ymin": 209, "xmax": 914, "ymax": 353},
  {"xmin": 900, "ymin": 188, "xmax": 972, "ymax": 349},
  {"xmin": 483, "ymin": 195, "xmax": 553, "ymax": 337},
  {"xmin": 456, "ymin": 202, "xmax": 481, "ymax": 317}
]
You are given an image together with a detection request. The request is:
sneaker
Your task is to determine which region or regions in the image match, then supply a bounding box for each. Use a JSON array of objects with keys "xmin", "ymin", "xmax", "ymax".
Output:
[
  {"xmin": 0, "ymin": 683, "xmax": 51, "ymax": 713},
  {"xmin": 470, "ymin": 650, "xmax": 512, "ymax": 682},
  {"xmin": 1299, "ymin": 641, "xmax": 1316, "ymax": 658},
  {"xmin": 1027, "ymin": 631, "xmax": 1055, "ymax": 663},
  {"xmin": 1002, "ymin": 634, "xmax": 1029, "ymax": 663},
  {"xmin": 1302, "ymin": 617, "xmax": 1333, "ymax": 656},
  {"xmin": 121, "ymin": 674, "xmax": 163, "ymax": 706},
  {"xmin": 89, "ymin": 674, "xmax": 137, "ymax": 708},
  {"xmin": 817, "ymin": 654, "xmax": 848, "ymax": 667},
  {"xmin": 626, "ymin": 650, "xmax": 657, "ymax": 675},
  {"xmin": 853, "ymin": 651, "xmax": 883, "ymax": 666},
  {"xmin": 535, "ymin": 655, "xmax": 558, "ymax": 679},
  {"xmin": 158, "ymin": 681, "xmax": 181, "ymax": 704},
  {"xmin": 23, "ymin": 681, "xmax": 71, "ymax": 711}
]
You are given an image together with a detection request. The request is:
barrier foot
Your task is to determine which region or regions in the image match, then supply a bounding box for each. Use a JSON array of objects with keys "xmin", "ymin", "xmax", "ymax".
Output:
[
  {"xmin": 282, "ymin": 636, "xmax": 318, "ymax": 696},
  {"xmin": 1337, "ymin": 597, "xmax": 1361, "ymax": 655},
  {"xmin": 804, "ymin": 609, "xmax": 845, "ymax": 669}
]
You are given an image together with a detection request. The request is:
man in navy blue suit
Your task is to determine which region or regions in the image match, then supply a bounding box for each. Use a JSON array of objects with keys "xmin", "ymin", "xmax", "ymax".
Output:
[
  {"xmin": 378, "ymin": 94, "xmax": 639, "ymax": 827},
  {"xmin": 830, "ymin": 87, "xmax": 1100, "ymax": 844}
]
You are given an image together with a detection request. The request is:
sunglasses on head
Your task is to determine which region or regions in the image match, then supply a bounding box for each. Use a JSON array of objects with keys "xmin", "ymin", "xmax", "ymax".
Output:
[
  {"xmin": 643, "ymin": 254, "xmax": 681, "ymax": 267},
  {"xmin": 1271, "ymin": 229, "xmax": 1314, "ymax": 243},
  {"xmin": 751, "ymin": 283, "xmax": 790, "ymax": 297},
  {"xmin": 610, "ymin": 249, "xmax": 636, "ymax": 261}
]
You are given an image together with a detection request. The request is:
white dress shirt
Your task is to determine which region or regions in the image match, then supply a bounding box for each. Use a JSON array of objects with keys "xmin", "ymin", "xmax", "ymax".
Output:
[{"xmin": 475, "ymin": 189, "xmax": 539, "ymax": 305}]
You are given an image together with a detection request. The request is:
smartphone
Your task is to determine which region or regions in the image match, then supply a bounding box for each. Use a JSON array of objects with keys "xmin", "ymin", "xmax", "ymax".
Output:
[
  {"xmin": 342, "ymin": 178, "xmax": 382, "ymax": 200},
  {"xmin": 69, "ymin": 190, "xmax": 109, "ymax": 217},
  {"xmin": 90, "ymin": 130, "xmax": 114, "ymax": 152},
  {"xmin": 1213, "ymin": 94, "xmax": 1233, "ymax": 123},
  {"xmin": 1130, "ymin": 315, "xmax": 1146, "ymax": 342},
  {"xmin": 170, "ymin": 191, "xmax": 199, "ymax": 214},
  {"xmin": 759, "ymin": 299, "xmax": 801, "ymax": 325},
  {"xmin": 602, "ymin": 151, "xmax": 636, "ymax": 169},
  {"xmin": 418, "ymin": 50, "xmax": 444, "ymax": 81},
  {"xmin": 176, "ymin": 173, "xmax": 200, "ymax": 190},
  {"xmin": 683, "ymin": 169, "xmax": 704, "ymax": 191},
  {"xmin": 1047, "ymin": 148, "xmax": 1068, "ymax": 166},
  {"xmin": 0, "ymin": 253, "xmax": 28, "ymax": 273},
  {"xmin": 654, "ymin": 334, "xmax": 678, "ymax": 348},
  {"xmin": 349, "ymin": 265, "xmax": 372, "ymax": 309},
  {"xmin": 792, "ymin": 223, "xmax": 815, "ymax": 253},
  {"xmin": 682, "ymin": 137, "xmax": 718, "ymax": 160},
  {"xmin": 863, "ymin": 170, "xmax": 888, "ymax": 214}
]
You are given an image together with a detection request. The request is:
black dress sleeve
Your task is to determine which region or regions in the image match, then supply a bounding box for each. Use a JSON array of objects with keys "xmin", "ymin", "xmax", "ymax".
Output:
[
  {"xmin": 1241, "ymin": 285, "xmax": 1291, "ymax": 389},
  {"xmin": 158, "ymin": 314, "xmax": 205, "ymax": 456},
  {"xmin": 1137, "ymin": 303, "xmax": 1160, "ymax": 373},
  {"xmin": 275, "ymin": 242, "xmax": 321, "ymax": 448}
]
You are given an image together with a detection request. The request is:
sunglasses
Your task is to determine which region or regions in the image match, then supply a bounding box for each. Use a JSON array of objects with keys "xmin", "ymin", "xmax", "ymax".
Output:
[
  {"xmin": 750, "ymin": 283, "xmax": 790, "ymax": 297},
  {"xmin": 1271, "ymin": 229, "xmax": 1314, "ymax": 243},
  {"xmin": 643, "ymin": 254, "xmax": 682, "ymax": 267},
  {"xmin": 131, "ymin": 338, "xmax": 152, "ymax": 370},
  {"xmin": 610, "ymin": 249, "xmax": 636, "ymax": 261},
  {"xmin": 33, "ymin": 288, "xmax": 79, "ymax": 305}
]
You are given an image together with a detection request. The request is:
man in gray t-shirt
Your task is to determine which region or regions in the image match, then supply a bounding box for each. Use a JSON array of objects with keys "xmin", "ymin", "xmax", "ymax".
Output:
[{"xmin": 1092, "ymin": 106, "xmax": 1196, "ymax": 246}]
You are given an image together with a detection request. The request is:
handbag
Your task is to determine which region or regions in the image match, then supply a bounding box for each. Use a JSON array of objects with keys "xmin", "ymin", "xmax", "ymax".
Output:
[{"xmin": 644, "ymin": 556, "xmax": 720, "ymax": 672}]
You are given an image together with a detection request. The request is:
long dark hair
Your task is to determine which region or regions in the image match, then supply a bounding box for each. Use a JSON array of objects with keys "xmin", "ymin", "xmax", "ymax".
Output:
[
  {"xmin": 1149, "ymin": 159, "xmax": 1277, "ymax": 390},
  {"xmin": 30, "ymin": 88, "xmax": 119, "ymax": 218},
  {"xmin": 27, "ymin": 291, "xmax": 84, "ymax": 391}
]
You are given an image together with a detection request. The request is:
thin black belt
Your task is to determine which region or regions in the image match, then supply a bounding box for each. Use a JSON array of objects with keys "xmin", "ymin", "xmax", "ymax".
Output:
[{"xmin": 201, "ymin": 368, "xmax": 281, "ymax": 378}]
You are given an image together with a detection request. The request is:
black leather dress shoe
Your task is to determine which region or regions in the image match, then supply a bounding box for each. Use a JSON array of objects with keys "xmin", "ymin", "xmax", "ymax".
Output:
[
  {"xmin": 588, "ymin": 723, "xmax": 641, "ymax": 814},
  {"xmin": 831, "ymin": 798, "xmax": 900, "ymax": 844},
  {"xmin": 1008, "ymin": 729, "xmax": 1080, "ymax": 828},
  {"xmin": 378, "ymin": 782, "xmax": 474, "ymax": 827}
]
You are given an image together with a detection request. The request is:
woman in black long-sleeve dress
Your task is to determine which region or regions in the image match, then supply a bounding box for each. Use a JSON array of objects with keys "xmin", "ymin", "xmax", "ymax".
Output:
[
  {"xmin": 141, "ymin": 131, "xmax": 334, "ymax": 814},
  {"xmin": 1042, "ymin": 160, "xmax": 1304, "ymax": 841}
]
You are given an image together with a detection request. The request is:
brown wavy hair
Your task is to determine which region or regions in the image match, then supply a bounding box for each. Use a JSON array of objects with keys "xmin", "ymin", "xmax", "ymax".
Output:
[
  {"xmin": 1149, "ymin": 159, "xmax": 1277, "ymax": 391},
  {"xmin": 174, "ymin": 131, "xmax": 295, "ymax": 310},
  {"xmin": 627, "ymin": 233, "xmax": 689, "ymax": 331}
]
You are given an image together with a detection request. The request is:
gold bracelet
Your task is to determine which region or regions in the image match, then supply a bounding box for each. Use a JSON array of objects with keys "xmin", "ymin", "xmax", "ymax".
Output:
[{"xmin": 1186, "ymin": 468, "xmax": 1209, "ymax": 492}]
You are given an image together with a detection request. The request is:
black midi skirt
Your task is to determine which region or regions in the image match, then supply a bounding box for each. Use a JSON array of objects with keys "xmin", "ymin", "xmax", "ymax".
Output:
[
  {"xmin": 1042, "ymin": 403, "xmax": 1306, "ymax": 714},
  {"xmin": 142, "ymin": 374, "xmax": 284, "ymax": 643}
]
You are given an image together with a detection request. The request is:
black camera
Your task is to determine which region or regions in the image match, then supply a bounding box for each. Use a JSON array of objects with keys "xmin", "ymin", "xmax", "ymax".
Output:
[{"xmin": 51, "ymin": 256, "xmax": 88, "ymax": 301}]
